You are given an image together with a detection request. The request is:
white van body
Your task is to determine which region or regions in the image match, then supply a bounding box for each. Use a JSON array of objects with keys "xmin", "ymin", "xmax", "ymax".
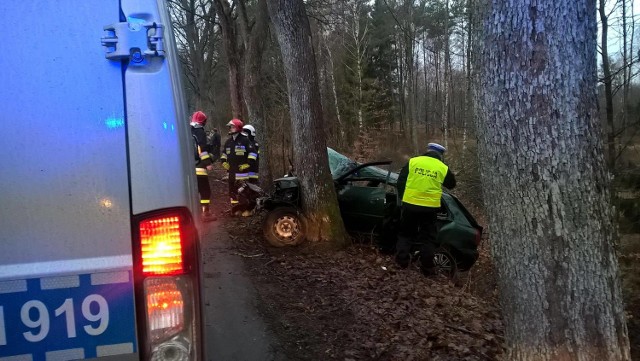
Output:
[{"xmin": 0, "ymin": 0, "xmax": 203, "ymax": 360}]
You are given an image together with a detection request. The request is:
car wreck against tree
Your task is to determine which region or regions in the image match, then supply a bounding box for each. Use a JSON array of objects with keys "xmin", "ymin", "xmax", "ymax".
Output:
[{"xmin": 259, "ymin": 149, "xmax": 483, "ymax": 277}]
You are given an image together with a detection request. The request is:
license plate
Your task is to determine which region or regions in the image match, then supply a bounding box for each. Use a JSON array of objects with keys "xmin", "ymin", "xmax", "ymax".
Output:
[{"xmin": 0, "ymin": 271, "xmax": 137, "ymax": 360}]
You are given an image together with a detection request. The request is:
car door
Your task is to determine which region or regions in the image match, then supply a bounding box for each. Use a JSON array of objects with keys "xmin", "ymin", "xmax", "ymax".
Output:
[{"xmin": 336, "ymin": 162, "xmax": 393, "ymax": 234}]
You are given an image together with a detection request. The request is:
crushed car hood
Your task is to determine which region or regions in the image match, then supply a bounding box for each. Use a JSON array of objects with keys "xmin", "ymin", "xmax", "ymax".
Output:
[{"xmin": 328, "ymin": 147, "xmax": 399, "ymax": 185}]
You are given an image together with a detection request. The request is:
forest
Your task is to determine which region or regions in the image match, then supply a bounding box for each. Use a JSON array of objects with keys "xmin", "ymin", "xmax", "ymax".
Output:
[{"xmin": 169, "ymin": 0, "xmax": 640, "ymax": 359}]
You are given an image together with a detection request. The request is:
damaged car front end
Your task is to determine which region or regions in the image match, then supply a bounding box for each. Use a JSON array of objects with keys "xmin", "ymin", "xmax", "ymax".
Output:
[{"xmin": 259, "ymin": 148, "xmax": 483, "ymax": 276}]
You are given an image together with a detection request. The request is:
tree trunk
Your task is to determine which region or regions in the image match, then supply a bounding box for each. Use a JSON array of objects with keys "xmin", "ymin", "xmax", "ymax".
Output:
[
  {"xmin": 443, "ymin": 0, "xmax": 451, "ymax": 150},
  {"xmin": 474, "ymin": 0, "xmax": 631, "ymax": 359},
  {"xmin": 622, "ymin": 0, "xmax": 628, "ymax": 128},
  {"xmin": 423, "ymin": 32, "xmax": 430, "ymax": 137},
  {"xmin": 237, "ymin": 0, "xmax": 272, "ymax": 190},
  {"xmin": 267, "ymin": 0, "xmax": 349, "ymax": 248},
  {"xmin": 599, "ymin": 0, "xmax": 615, "ymax": 170},
  {"xmin": 169, "ymin": 0, "xmax": 218, "ymax": 116},
  {"xmin": 324, "ymin": 32, "xmax": 344, "ymax": 147},
  {"xmin": 214, "ymin": 0, "xmax": 244, "ymax": 119},
  {"xmin": 463, "ymin": 0, "xmax": 473, "ymax": 165}
]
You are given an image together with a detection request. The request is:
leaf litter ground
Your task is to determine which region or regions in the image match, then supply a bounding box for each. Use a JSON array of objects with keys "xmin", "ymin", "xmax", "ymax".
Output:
[
  {"xmin": 207, "ymin": 173, "xmax": 504, "ymax": 360},
  {"xmin": 207, "ymin": 171, "xmax": 640, "ymax": 360}
]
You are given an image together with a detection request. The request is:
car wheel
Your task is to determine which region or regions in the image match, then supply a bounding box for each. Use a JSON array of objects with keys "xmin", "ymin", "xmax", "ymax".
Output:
[
  {"xmin": 433, "ymin": 247, "xmax": 457, "ymax": 278},
  {"xmin": 263, "ymin": 207, "xmax": 306, "ymax": 247}
]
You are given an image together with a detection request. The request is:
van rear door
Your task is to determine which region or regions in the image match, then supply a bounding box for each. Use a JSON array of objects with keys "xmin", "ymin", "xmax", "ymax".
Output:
[{"xmin": 0, "ymin": 1, "xmax": 201, "ymax": 360}]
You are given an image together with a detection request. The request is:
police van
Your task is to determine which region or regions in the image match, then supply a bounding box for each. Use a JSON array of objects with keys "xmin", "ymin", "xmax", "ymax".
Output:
[{"xmin": 0, "ymin": 1, "xmax": 203, "ymax": 360}]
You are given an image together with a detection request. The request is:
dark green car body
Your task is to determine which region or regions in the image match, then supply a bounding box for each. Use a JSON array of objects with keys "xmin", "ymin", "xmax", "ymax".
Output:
[{"xmin": 262, "ymin": 149, "xmax": 483, "ymax": 272}]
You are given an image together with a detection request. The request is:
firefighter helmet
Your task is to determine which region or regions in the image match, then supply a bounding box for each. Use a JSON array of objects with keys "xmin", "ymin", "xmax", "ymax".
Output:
[
  {"xmin": 242, "ymin": 124, "xmax": 256, "ymax": 137},
  {"xmin": 226, "ymin": 119, "xmax": 244, "ymax": 134},
  {"xmin": 191, "ymin": 111, "xmax": 207, "ymax": 125}
]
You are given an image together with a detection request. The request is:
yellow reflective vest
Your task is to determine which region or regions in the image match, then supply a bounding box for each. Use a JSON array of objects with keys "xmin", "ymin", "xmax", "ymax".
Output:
[{"xmin": 402, "ymin": 156, "xmax": 448, "ymax": 208}]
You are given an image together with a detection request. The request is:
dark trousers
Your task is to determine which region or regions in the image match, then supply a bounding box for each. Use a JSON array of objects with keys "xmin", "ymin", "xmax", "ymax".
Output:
[
  {"xmin": 197, "ymin": 174, "xmax": 211, "ymax": 211},
  {"xmin": 227, "ymin": 172, "xmax": 238, "ymax": 204},
  {"xmin": 395, "ymin": 207, "xmax": 438, "ymax": 270}
]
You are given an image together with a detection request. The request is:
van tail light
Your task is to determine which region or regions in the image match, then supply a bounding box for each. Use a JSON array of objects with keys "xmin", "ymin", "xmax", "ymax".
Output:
[
  {"xmin": 146, "ymin": 278, "xmax": 184, "ymax": 343},
  {"xmin": 140, "ymin": 216, "xmax": 183, "ymax": 275},
  {"xmin": 132, "ymin": 208, "xmax": 202, "ymax": 361}
]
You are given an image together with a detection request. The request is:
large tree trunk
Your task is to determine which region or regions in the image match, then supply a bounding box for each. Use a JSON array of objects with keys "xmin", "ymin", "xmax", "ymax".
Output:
[
  {"xmin": 237, "ymin": 0, "xmax": 272, "ymax": 189},
  {"xmin": 214, "ymin": 0, "xmax": 244, "ymax": 119},
  {"xmin": 267, "ymin": 0, "xmax": 349, "ymax": 248},
  {"xmin": 474, "ymin": 0, "xmax": 631, "ymax": 360}
]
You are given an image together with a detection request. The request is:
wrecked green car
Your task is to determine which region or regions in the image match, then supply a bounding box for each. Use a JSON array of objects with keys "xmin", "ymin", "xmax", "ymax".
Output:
[{"xmin": 261, "ymin": 148, "xmax": 483, "ymax": 276}]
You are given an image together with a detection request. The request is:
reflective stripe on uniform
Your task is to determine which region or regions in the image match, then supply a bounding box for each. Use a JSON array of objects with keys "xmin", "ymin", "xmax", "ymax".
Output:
[
  {"xmin": 196, "ymin": 167, "xmax": 207, "ymax": 176},
  {"xmin": 199, "ymin": 151, "xmax": 210, "ymax": 160},
  {"xmin": 200, "ymin": 199, "xmax": 210, "ymax": 204},
  {"xmin": 220, "ymin": 153, "xmax": 227, "ymax": 160},
  {"xmin": 402, "ymin": 156, "xmax": 448, "ymax": 208},
  {"xmin": 235, "ymin": 145, "xmax": 246, "ymax": 156},
  {"xmin": 247, "ymin": 152, "xmax": 257, "ymax": 160},
  {"xmin": 235, "ymin": 172, "xmax": 249, "ymax": 180}
]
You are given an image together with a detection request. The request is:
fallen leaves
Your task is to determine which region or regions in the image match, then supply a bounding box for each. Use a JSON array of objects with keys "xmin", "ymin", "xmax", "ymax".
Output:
[{"xmin": 212, "ymin": 180, "xmax": 505, "ymax": 360}]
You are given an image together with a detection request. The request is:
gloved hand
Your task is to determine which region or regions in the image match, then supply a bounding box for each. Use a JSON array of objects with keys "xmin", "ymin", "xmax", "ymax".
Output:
[
  {"xmin": 239, "ymin": 163, "xmax": 249, "ymax": 171},
  {"xmin": 222, "ymin": 162, "xmax": 230, "ymax": 170}
]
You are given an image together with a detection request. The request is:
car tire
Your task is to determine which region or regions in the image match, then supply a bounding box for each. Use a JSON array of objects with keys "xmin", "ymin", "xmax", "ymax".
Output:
[
  {"xmin": 263, "ymin": 207, "xmax": 306, "ymax": 247},
  {"xmin": 433, "ymin": 247, "xmax": 458, "ymax": 278}
]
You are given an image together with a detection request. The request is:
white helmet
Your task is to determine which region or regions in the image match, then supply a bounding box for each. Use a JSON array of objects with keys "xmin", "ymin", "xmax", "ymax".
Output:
[{"xmin": 243, "ymin": 124, "xmax": 256, "ymax": 137}]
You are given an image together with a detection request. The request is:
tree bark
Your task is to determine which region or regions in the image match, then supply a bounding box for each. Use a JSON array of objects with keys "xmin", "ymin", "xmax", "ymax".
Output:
[
  {"xmin": 474, "ymin": 0, "xmax": 631, "ymax": 359},
  {"xmin": 267, "ymin": 0, "xmax": 349, "ymax": 248}
]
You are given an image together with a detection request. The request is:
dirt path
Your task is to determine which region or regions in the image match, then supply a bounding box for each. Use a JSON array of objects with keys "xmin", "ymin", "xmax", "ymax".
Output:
[{"xmin": 199, "ymin": 219, "xmax": 287, "ymax": 361}]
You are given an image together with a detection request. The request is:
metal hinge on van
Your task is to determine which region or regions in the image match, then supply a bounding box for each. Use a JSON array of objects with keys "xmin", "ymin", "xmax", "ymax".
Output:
[{"xmin": 101, "ymin": 21, "xmax": 165, "ymax": 62}]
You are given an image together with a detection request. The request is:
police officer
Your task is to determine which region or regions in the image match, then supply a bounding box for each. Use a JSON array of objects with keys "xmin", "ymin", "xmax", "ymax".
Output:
[
  {"xmin": 242, "ymin": 124, "xmax": 260, "ymax": 184},
  {"xmin": 395, "ymin": 142, "xmax": 456, "ymax": 276},
  {"xmin": 190, "ymin": 111, "xmax": 216, "ymax": 222},
  {"xmin": 220, "ymin": 119, "xmax": 257, "ymax": 211}
]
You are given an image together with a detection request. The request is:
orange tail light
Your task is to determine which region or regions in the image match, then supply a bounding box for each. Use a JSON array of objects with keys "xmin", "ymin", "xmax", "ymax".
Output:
[{"xmin": 140, "ymin": 216, "xmax": 184, "ymax": 275}]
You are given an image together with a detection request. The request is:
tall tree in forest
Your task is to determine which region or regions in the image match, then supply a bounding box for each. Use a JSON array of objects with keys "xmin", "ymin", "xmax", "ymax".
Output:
[
  {"xmin": 368, "ymin": 0, "xmax": 397, "ymax": 128},
  {"xmin": 267, "ymin": 0, "xmax": 349, "ymax": 247},
  {"xmin": 599, "ymin": 0, "xmax": 615, "ymax": 169},
  {"xmin": 214, "ymin": 0, "xmax": 245, "ymax": 118},
  {"xmin": 343, "ymin": 0, "xmax": 370, "ymax": 134},
  {"xmin": 168, "ymin": 0, "xmax": 219, "ymax": 114},
  {"xmin": 442, "ymin": 0, "xmax": 451, "ymax": 150},
  {"xmin": 236, "ymin": 0, "xmax": 273, "ymax": 187},
  {"xmin": 474, "ymin": 0, "xmax": 631, "ymax": 359}
]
